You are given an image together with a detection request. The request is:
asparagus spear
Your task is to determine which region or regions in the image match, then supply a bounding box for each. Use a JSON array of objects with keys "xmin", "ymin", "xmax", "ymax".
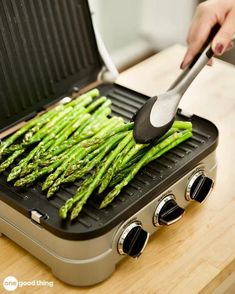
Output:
[
  {"xmin": 0, "ymin": 105, "xmax": 63, "ymax": 159},
  {"xmin": 49, "ymin": 113, "xmax": 91, "ymax": 149},
  {"xmin": 63, "ymin": 120, "xmax": 132, "ymax": 175},
  {"xmin": 79, "ymin": 120, "xmax": 133, "ymax": 148},
  {"xmin": 70, "ymin": 105, "xmax": 112, "ymax": 139},
  {"xmin": 0, "ymin": 149, "xmax": 25, "ymax": 173},
  {"xmin": 36, "ymin": 123, "xmax": 90, "ymax": 162},
  {"xmin": 67, "ymin": 99, "xmax": 112, "ymax": 139},
  {"xmin": 100, "ymin": 130, "xmax": 192, "ymax": 208},
  {"xmin": 109, "ymin": 137, "xmax": 175, "ymax": 188},
  {"xmin": 62, "ymin": 120, "xmax": 123, "ymax": 178},
  {"xmin": 7, "ymin": 96, "xmax": 91, "ymax": 153},
  {"xmin": 28, "ymin": 94, "xmax": 95, "ymax": 145},
  {"xmin": 109, "ymin": 165, "xmax": 134, "ymax": 187},
  {"xmin": 42, "ymin": 117, "xmax": 123, "ymax": 190},
  {"xmin": 20, "ymin": 141, "xmax": 79, "ymax": 180},
  {"xmin": 42, "ymin": 108, "xmax": 113, "ymax": 160},
  {"xmin": 97, "ymin": 126, "xmax": 180, "ymax": 193},
  {"xmin": 0, "ymin": 88, "xmax": 99, "ymax": 158},
  {"xmin": 172, "ymin": 121, "xmax": 192, "ymax": 131},
  {"xmin": 64, "ymin": 141, "xmax": 111, "ymax": 177},
  {"xmin": 14, "ymin": 160, "xmax": 65, "ymax": 187},
  {"xmin": 42, "ymin": 142, "xmax": 100, "ymax": 191},
  {"xmin": 38, "ymin": 153, "xmax": 65, "ymax": 167},
  {"xmin": 46, "ymin": 122, "xmax": 134, "ymax": 196},
  {"xmin": 90, "ymin": 99, "xmax": 112, "ymax": 118},
  {"xmin": 84, "ymin": 96, "xmax": 107, "ymax": 113},
  {"xmin": 59, "ymin": 131, "xmax": 134, "ymax": 220},
  {"xmin": 2, "ymin": 144, "xmax": 22, "ymax": 153},
  {"xmin": 7, "ymin": 106, "xmax": 74, "ymax": 181},
  {"xmin": 72, "ymin": 115, "xmax": 110, "ymax": 143},
  {"xmin": 98, "ymin": 138, "xmax": 136, "ymax": 194},
  {"xmin": 107, "ymin": 126, "xmax": 179, "ymax": 179},
  {"xmin": 33, "ymin": 109, "xmax": 91, "ymax": 159},
  {"xmin": 109, "ymin": 148, "xmax": 152, "ymax": 187},
  {"xmin": 65, "ymin": 88, "xmax": 99, "ymax": 108},
  {"xmin": 0, "ymin": 89, "xmax": 99, "ymax": 170},
  {"xmin": 113, "ymin": 123, "xmax": 187, "ymax": 171},
  {"xmin": 22, "ymin": 105, "xmax": 68, "ymax": 142},
  {"xmin": 13, "ymin": 142, "xmax": 82, "ymax": 187},
  {"xmin": 32, "ymin": 98, "xmax": 111, "ymax": 163},
  {"xmin": 50, "ymin": 131, "xmax": 129, "ymax": 197},
  {"xmin": 19, "ymin": 141, "xmax": 55, "ymax": 177},
  {"xmin": 59, "ymin": 188, "xmax": 89, "ymax": 219}
]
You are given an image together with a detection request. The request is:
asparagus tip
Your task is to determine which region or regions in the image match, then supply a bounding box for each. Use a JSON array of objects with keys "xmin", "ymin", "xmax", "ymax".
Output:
[
  {"xmin": 70, "ymin": 210, "xmax": 79, "ymax": 221},
  {"xmin": 14, "ymin": 180, "xmax": 24, "ymax": 187},
  {"xmin": 59, "ymin": 206, "xmax": 68, "ymax": 219},
  {"xmin": 42, "ymin": 179, "xmax": 54, "ymax": 191},
  {"xmin": 7, "ymin": 173, "xmax": 17, "ymax": 182},
  {"xmin": 47, "ymin": 184, "xmax": 59, "ymax": 198}
]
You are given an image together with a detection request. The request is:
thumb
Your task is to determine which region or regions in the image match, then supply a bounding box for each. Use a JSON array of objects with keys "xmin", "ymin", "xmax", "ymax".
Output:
[{"xmin": 212, "ymin": 11, "xmax": 235, "ymax": 55}]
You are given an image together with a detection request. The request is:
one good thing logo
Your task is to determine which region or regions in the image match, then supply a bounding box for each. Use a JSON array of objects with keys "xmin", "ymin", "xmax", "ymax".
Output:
[
  {"xmin": 3, "ymin": 276, "xmax": 18, "ymax": 292},
  {"xmin": 2, "ymin": 276, "xmax": 54, "ymax": 292}
]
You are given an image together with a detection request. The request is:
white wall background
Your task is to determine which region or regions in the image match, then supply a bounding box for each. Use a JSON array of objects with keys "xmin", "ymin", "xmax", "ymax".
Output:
[
  {"xmin": 89, "ymin": 0, "xmax": 197, "ymax": 68},
  {"xmin": 140, "ymin": 0, "xmax": 197, "ymax": 49}
]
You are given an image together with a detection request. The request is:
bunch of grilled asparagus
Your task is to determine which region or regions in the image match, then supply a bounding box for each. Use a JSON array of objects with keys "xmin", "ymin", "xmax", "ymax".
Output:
[{"xmin": 0, "ymin": 89, "xmax": 192, "ymax": 220}]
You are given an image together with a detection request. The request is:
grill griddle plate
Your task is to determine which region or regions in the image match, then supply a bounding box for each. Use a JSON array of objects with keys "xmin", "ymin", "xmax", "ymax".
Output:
[{"xmin": 0, "ymin": 84, "xmax": 218, "ymax": 241}]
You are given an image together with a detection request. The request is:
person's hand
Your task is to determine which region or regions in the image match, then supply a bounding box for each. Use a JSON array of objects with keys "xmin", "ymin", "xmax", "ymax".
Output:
[{"xmin": 181, "ymin": 0, "xmax": 235, "ymax": 69}]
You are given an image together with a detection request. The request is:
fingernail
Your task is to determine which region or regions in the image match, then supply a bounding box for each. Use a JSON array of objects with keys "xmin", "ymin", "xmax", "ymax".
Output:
[
  {"xmin": 214, "ymin": 43, "xmax": 224, "ymax": 55},
  {"xmin": 180, "ymin": 60, "xmax": 188, "ymax": 69}
]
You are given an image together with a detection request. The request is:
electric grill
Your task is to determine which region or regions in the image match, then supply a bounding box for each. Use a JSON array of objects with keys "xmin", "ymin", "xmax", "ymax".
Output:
[{"xmin": 0, "ymin": 0, "xmax": 218, "ymax": 286}]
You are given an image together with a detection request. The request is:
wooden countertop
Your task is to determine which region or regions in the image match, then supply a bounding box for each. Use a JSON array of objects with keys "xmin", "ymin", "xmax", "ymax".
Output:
[{"xmin": 1, "ymin": 45, "xmax": 235, "ymax": 293}]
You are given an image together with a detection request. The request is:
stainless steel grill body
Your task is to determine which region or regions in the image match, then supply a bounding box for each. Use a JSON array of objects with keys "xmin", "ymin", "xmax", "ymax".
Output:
[{"xmin": 0, "ymin": 151, "xmax": 217, "ymax": 286}]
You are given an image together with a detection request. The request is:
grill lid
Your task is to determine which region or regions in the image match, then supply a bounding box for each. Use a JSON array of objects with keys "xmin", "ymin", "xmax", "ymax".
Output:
[{"xmin": 0, "ymin": 0, "xmax": 102, "ymax": 132}]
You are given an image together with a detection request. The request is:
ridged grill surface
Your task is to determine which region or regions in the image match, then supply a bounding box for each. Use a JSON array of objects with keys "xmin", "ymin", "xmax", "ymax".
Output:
[
  {"xmin": 0, "ymin": 84, "xmax": 218, "ymax": 240},
  {"xmin": 0, "ymin": 0, "xmax": 101, "ymax": 131}
]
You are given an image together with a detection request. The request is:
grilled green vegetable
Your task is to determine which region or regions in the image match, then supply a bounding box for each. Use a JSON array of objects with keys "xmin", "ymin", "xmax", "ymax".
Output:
[
  {"xmin": 100, "ymin": 130, "xmax": 192, "ymax": 209},
  {"xmin": 0, "ymin": 87, "xmax": 193, "ymax": 221},
  {"xmin": 59, "ymin": 131, "xmax": 134, "ymax": 219}
]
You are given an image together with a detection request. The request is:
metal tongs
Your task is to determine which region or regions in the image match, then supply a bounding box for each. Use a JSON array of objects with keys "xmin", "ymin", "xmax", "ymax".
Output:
[{"xmin": 133, "ymin": 25, "xmax": 221, "ymax": 143}]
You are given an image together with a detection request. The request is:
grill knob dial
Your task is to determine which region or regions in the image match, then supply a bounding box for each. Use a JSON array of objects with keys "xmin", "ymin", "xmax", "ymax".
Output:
[
  {"xmin": 186, "ymin": 171, "xmax": 214, "ymax": 203},
  {"xmin": 153, "ymin": 195, "xmax": 184, "ymax": 226},
  {"xmin": 118, "ymin": 222, "xmax": 149, "ymax": 258}
]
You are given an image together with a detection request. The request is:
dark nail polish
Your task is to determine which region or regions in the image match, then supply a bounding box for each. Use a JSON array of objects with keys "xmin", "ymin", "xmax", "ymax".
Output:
[
  {"xmin": 215, "ymin": 43, "xmax": 224, "ymax": 54},
  {"xmin": 180, "ymin": 62, "xmax": 184, "ymax": 69}
]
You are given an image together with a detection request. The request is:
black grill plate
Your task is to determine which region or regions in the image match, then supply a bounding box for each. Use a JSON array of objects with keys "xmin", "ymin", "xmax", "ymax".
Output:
[{"xmin": 0, "ymin": 84, "xmax": 218, "ymax": 240}]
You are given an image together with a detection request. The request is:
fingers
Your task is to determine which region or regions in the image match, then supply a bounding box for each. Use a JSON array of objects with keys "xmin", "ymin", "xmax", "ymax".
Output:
[
  {"xmin": 181, "ymin": 1, "xmax": 235, "ymax": 70},
  {"xmin": 212, "ymin": 10, "xmax": 235, "ymax": 55},
  {"xmin": 206, "ymin": 40, "xmax": 234, "ymax": 67},
  {"xmin": 181, "ymin": 22, "xmax": 214, "ymax": 69},
  {"xmin": 182, "ymin": 39, "xmax": 234, "ymax": 70},
  {"xmin": 181, "ymin": 3, "xmax": 217, "ymax": 69}
]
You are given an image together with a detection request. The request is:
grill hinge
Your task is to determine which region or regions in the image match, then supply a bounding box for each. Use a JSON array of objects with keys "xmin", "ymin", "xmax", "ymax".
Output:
[
  {"xmin": 93, "ymin": 23, "xmax": 119, "ymax": 83},
  {"xmin": 31, "ymin": 210, "xmax": 43, "ymax": 224}
]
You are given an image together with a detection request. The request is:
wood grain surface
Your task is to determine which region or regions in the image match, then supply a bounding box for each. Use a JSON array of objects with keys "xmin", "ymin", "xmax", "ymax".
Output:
[{"xmin": 1, "ymin": 45, "xmax": 235, "ymax": 294}]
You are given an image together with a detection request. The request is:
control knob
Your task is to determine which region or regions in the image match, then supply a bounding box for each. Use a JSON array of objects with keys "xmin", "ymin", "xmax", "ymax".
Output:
[
  {"xmin": 153, "ymin": 195, "xmax": 185, "ymax": 226},
  {"xmin": 118, "ymin": 222, "xmax": 149, "ymax": 258},
  {"xmin": 186, "ymin": 171, "xmax": 214, "ymax": 203}
]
